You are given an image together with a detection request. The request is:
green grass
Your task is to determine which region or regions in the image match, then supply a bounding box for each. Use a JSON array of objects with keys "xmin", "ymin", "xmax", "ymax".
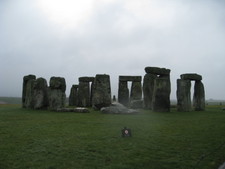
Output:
[{"xmin": 1, "ymin": 105, "xmax": 225, "ymax": 169}]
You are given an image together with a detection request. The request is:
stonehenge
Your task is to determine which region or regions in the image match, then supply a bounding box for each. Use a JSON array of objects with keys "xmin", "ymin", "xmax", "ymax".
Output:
[
  {"xmin": 143, "ymin": 67, "xmax": 171, "ymax": 112},
  {"xmin": 118, "ymin": 76, "xmax": 142, "ymax": 107},
  {"xmin": 22, "ymin": 67, "xmax": 206, "ymax": 113},
  {"xmin": 177, "ymin": 73, "xmax": 205, "ymax": 111},
  {"xmin": 22, "ymin": 75, "xmax": 66, "ymax": 110},
  {"xmin": 92, "ymin": 74, "xmax": 112, "ymax": 109}
]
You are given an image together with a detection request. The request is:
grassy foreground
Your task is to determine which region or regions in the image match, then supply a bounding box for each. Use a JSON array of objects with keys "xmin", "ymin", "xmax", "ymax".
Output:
[{"xmin": 0, "ymin": 105, "xmax": 225, "ymax": 169}]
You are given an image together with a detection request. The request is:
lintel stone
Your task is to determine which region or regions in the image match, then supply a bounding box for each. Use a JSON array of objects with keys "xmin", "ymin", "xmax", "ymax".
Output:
[
  {"xmin": 180, "ymin": 73, "xmax": 202, "ymax": 81},
  {"xmin": 145, "ymin": 67, "xmax": 170, "ymax": 75},
  {"xmin": 119, "ymin": 76, "xmax": 142, "ymax": 82}
]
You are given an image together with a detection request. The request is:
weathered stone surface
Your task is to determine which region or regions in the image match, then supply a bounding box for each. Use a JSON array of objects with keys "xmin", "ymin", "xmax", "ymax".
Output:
[
  {"xmin": 49, "ymin": 77, "xmax": 66, "ymax": 92},
  {"xmin": 22, "ymin": 74, "xmax": 36, "ymax": 108},
  {"xmin": 143, "ymin": 73, "xmax": 157, "ymax": 109},
  {"xmin": 176, "ymin": 79, "xmax": 191, "ymax": 112},
  {"xmin": 92, "ymin": 74, "xmax": 111, "ymax": 109},
  {"xmin": 69, "ymin": 85, "xmax": 78, "ymax": 106},
  {"xmin": 145, "ymin": 67, "xmax": 170, "ymax": 75},
  {"xmin": 180, "ymin": 73, "xmax": 202, "ymax": 81},
  {"xmin": 130, "ymin": 100, "xmax": 144, "ymax": 109},
  {"xmin": 56, "ymin": 107, "xmax": 90, "ymax": 113},
  {"xmin": 193, "ymin": 81, "xmax": 205, "ymax": 111},
  {"xmin": 33, "ymin": 78, "xmax": 48, "ymax": 109},
  {"xmin": 130, "ymin": 81, "xmax": 142, "ymax": 101},
  {"xmin": 118, "ymin": 81, "xmax": 129, "ymax": 106},
  {"xmin": 24, "ymin": 79, "xmax": 36, "ymax": 108},
  {"xmin": 77, "ymin": 81, "xmax": 91, "ymax": 107},
  {"xmin": 152, "ymin": 77, "xmax": 171, "ymax": 112},
  {"xmin": 119, "ymin": 76, "xmax": 142, "ymax": 82},
  {"xmin": 101, "ymin": 102, "xmax": 139, "ymax": 114},
  {"xmin": 79, "ymin": 77, "xmax": 95, "ymax": 82},
  {"xmin": 48, "ymin": 77, "xmax": 66, "ymax": 110}
]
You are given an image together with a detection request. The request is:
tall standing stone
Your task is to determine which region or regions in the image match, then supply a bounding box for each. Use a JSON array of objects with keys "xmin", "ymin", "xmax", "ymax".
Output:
[
  {"xmin": 92, "ymin": 74, "xmax": 111, "ymax": 109},
  {"xmin": 152, "ymin": 77, "xmax": 171, "ymax": 112},
  {"xmin": 22, "ymin": 74, "xmax": 36, "ymax": 108},
  {"xmin": 118, "ymin": 81, "xmax": 129, "ymax": 106},
  {"xmin": 193, "ymin": 80, "xmax": 205, "ymax": 111},
  {"xmin": 69, "ymin": 85, "xmax": 78, "ymax": 106},
  {"xmin": 130, "ymin": 81, "xmax": 142, "ymax": 101},
  {"xmin": 176, "ymin": 79, "xmax": 191, "ymax": 111},
  {"xmin": 143, "ymin": 73, "xmax": 157, "ymax": 109},
  {"xmin": 77, "ymin": 77, "xmax": 94, "ymax": 107},
  {"xmin": 48, "ymin": 77, "xmax": 66, "ymax": 110},
  {"xmin": 24, "ymin": 79, "xmax": 36, "ymax": 108},
  {"xmin": 33, "ymin": 78, "xmax": 48, "ymax": 109}
]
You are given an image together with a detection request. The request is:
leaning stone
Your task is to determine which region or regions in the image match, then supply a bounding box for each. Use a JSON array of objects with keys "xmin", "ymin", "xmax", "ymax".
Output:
[
  {"xmin": 92, "ymin": 74, "xmax": 111, "ymax": 109},
  {"xmin": 180, "ymin": 73, "xmax": 202, "ymax": 81},
  {"xmin": 176, "ymin": 79, "xmax": 191, "ymax": 112},
  {"xmin": 22, "ymin": 74, "xmax": 36, "ymax": 108},
  {"xmin": 33, "ymin": 78, "xmax": 48, "ymax": 109},
  {"xmin": 119, "ymin": 76, "xmax": 142, "ymax": 82},
  {"xmin": 145, "ymin": 67, "xmax": 170, "ymax": 75},
  {"xmin": 193, "ymin": 80, "xmax": 205, "ymax": 111},
  {"xmin": 143, "ymin": 73, "xmax": 157, "ymax": 109},
  {"xmin": 152, "ymin": 77, "xmax": 171, "ymax": 112}
]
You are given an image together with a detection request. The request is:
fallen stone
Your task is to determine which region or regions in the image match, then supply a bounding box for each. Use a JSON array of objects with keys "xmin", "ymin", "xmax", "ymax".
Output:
[
  {"xmin": 56, "ymin": 107, "xmax": 90, "ymax": 113},
  {"xmin": 101, "ymin": 102, "xmax": 140, "ymax": 114}
]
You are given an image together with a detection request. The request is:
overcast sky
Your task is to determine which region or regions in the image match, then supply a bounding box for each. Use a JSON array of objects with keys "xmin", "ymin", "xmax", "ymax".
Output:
[{"xmin": 0, "ymin": 0, "xmax": 225, "ymax": 100}]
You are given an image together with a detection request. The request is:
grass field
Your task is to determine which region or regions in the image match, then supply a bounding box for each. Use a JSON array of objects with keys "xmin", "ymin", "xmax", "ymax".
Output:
[{"xmin": 0, "ymin": 104, "xmax": 225, "ymax": 169}]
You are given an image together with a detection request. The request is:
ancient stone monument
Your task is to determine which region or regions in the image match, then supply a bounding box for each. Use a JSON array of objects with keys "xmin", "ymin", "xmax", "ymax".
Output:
[
  {"xmin": 48, "ymin": 77, "xmax": 66, "ymax": 110},
  {"xmin": 143, "ymin": 67, "xmax": 171, "ymax": 112},
  {"xmin": 22, "ymin": 74, "xmax": 36, "ymax": 108},
  {"xmin": 33, "ymin": 78, "xmax": 48, "ymax": 109},
  {"xmin": 177, "ymin": 73, "xmax": 205, "ymax": 111},
  {"xmin": 77, "ymin": 77, "xmax": 94, "ymax": 107},
  {"xmin": 92, "ymin": 74, "xmax": 111, "ymax": 109},
  {"xmin": 69, "ymin": 85, "xmax": 79, "ymax": 106},
  {"xmin": 118, "ymin": 76, "xmax": 142, "ymax": 107}
]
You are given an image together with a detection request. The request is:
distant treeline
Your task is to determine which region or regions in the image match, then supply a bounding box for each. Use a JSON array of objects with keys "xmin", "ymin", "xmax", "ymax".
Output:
[{"xmin": 0, "ymin": 97, "xmax": 22, "ymax": 104}]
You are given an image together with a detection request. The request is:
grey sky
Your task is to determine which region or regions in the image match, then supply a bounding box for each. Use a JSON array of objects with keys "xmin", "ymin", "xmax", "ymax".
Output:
[{"xmin": 0, "ymin": 0, "xmax": 225, "ymax": 99}]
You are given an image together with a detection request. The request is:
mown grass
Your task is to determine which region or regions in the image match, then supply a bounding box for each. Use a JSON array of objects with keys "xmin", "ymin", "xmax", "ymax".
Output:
[{"xmin": 0, "ymin": 105, "xmax": 225, "ymax": 169}]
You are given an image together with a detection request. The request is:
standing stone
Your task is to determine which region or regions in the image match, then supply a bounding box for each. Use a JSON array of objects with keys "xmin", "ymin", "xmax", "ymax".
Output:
[
  {"xmin": 92, "ymin": 74, "xmax": 111, "ymax": 109},
  {"xmin": 130, "ymin": 81, "xmax": 142, "ymax": 101},
  {"xmin": 24, "ymin": 79, "xmax": 36, "ymax": 108},
  {"xmin": 33, "ymin": 78, "xmax": 48, "ymax": 109},
  {"xmin": 143, "ymin": 73, "xmax": 157, "ymax": 109},
  {"xmin": 48, "ymin": 77, "xmax": 66, "ymax": 110},
  {"xmin": 69, "ymin": 85, "xmax": 78, "ymax": 106},
  {"xmin": 152, "ymin": 77, "xmax": 171, "ymax": 112},
  {"xmin": 176, "ymin": 79, "xmax": 191, "ymax": 111},
  {"xmin": 77, "ymin": 77, "xmax": 94, "ymax": 107},
  {"xmin": 118, "ymin": 81, "xmax": 129, "ymax": 106},
  {"xmin": 77, "ymin": 81, "xmax": 90, "ymax": 107},
  {"xmin": 22, "ymin": 75, "xmax": 36, "ymax": 108},
  {"xmin": 193, "ymin": 81, "xmax": 205, "ymax": 111}
]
